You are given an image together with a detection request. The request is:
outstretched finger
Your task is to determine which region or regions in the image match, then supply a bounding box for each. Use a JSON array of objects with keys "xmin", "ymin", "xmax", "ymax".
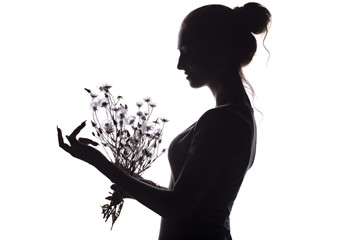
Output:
[
  {"xmin": 57, "ymin": 126, "xmax": 65, "ymax": 145},
  {"xmin": 57, "ymin": 127, "xmax": 72, "ymax": 151},
  {"xmin": 70, "ymin": 121, "xmax": 87, "ymax": 138}
]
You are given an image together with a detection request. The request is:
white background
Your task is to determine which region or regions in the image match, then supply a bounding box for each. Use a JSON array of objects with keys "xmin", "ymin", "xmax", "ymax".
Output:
[{"xmin": 1, "ymin": 0, "xmax": 349, "ymax": 239}]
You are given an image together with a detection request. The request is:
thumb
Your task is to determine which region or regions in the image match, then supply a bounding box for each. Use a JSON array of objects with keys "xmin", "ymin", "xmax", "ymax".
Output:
[{"xmin": 78, "ymin": 137, "xmax": 99, "ymax": 146}]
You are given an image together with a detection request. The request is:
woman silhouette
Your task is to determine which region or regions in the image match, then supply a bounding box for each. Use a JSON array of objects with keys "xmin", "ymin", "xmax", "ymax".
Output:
[{"xmin": 58, "ymin": 2, "xmax": 271, "ymax": 240}]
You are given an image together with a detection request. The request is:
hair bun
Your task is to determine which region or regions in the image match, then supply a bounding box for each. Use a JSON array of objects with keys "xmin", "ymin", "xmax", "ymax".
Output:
[{"xmin": 235, "ymin": 2, "xmax": 271, "ymax": 34}]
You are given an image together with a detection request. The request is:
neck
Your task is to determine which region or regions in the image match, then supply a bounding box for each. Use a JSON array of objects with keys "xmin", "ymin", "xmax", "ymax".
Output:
[{"xmin": 209, "ymin": 73, "xmax": 251, "ymax": 107}]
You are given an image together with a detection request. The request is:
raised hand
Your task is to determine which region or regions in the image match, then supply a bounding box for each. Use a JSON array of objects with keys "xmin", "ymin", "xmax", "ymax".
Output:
[{"xmin": 57, "ymin": 121, "xmax": 106, "ymax": 166}]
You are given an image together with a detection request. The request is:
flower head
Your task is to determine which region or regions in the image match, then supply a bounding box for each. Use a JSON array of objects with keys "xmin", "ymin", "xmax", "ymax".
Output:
[
  {"xmin": 126, "ymin": 115, "xmax": 136, "ymax": 125},
  {"xmin": 102, "ymin": 119, "xmax": 115, "ymax": 134},
  {"xmin": 141, "ymin": 122, "xmax": 154, "ymax": 135},
  {"xmin": 99, "ymin": 98, "xmax": 109, "ymax": 108},
  {"xmin": 99, "ymin": 84, "xmax": 112, "ymax": 92},
  {"xmin": 116, "ymin": 106, "xmax": 127, "ymax": 120},
  {"xmin": 153, "ymin": 128, "xmax": 163, "ymax": 139},
  {"xmin": 90, "ymin": 99, "xmax": 100, "ymax": 111}
]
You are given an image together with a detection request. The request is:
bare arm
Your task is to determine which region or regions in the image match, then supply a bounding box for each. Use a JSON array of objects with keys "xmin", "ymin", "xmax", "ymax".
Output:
[{"xmin": 57, "ymin": 122, "xmax": 221, "ymax": 223}]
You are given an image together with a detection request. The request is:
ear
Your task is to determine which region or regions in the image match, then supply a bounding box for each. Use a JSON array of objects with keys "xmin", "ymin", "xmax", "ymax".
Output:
[{"xmin": 215, "ymin": 42, "xmax": 235, "ymax": 62}]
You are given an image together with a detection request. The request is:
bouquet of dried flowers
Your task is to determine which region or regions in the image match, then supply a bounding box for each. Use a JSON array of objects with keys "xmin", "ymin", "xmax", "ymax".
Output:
[{"xmin": 84, "ymin": 84, "xmax": 167, "ymax": 229}]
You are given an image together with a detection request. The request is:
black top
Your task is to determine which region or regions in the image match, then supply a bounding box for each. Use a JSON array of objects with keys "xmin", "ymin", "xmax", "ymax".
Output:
[{"xmin": 158, "ymin": 103, "xmax": 257, "ymax": 240}]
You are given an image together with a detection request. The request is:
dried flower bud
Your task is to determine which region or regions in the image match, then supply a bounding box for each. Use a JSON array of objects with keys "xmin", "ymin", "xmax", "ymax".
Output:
[
  {"xmin": 143, "ymin": 97, "xmax": 151, "ymax": 103},
  {"xmin": 100, "ymin": 84, "xmax": 112, "ymax": 92},
  {"xmin": 150, "ymin": 102, "xmax": 157, "ymax": 108},
  {"xmin": 136, "ymin": 101, "xmax": 143, "ymax": 108},
  {"xmin": 160, "ymin": 118, "xmax": 169, "ymax": 123},
  {"xmin": 90, "ymin": 93, "xmax": 98, "ymax": 98},
  {"xmin": 153, "ymin": 118, "xmax": 159, "ymax": 125},
  {"xmin": 136, "ymin": 111, "xmax": 144, "ymax": 117},
  {"xmin": 84, "ymin": 88, "xmax": 91, "ymax": 93}
]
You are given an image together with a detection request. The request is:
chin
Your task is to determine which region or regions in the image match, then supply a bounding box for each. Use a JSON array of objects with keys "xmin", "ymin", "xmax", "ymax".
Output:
[
  {"xmin": 189, "ymin": 81, "xmax": 205, "ymax": 89},
  {"xmin": 187, "ymin": 76, "xmax": 205, "ymax": 89}
]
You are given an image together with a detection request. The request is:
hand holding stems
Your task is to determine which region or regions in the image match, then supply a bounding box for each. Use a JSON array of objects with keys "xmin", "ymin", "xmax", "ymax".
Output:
[{"xmin": 110, "ymin": 177, "xmax": 166, "ymax": 199}]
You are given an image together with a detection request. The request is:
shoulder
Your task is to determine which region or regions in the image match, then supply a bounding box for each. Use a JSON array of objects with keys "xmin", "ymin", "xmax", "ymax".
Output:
[{"xmin": 197, "ymin": 104, "xmax": 254, "ymax": 131}]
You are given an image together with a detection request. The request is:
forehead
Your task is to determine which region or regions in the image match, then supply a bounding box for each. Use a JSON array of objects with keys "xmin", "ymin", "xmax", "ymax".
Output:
[{"xmin": 177, "ymin": 26, "xmax": 200, "ymax": 49}]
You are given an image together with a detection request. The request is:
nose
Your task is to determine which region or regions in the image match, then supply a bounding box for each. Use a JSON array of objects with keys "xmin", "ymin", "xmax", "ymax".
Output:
[{"xmin": 177, "ymin": 53, "xmax": 185, "ymax": 71}]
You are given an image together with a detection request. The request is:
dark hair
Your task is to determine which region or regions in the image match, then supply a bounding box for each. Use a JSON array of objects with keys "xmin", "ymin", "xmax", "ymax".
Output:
[{"xmin": 182, "ymin": 2, "xmax": 271, "ymax": 95}]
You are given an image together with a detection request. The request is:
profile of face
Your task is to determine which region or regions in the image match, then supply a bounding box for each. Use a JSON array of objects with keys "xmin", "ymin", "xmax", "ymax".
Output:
[{"xmin": 177, "ymin": 26, "xmax": 221, "ymax": 89}]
